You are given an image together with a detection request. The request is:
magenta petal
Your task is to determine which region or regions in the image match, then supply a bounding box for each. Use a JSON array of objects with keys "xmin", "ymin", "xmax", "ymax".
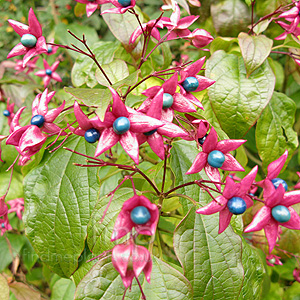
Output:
[
  {"xmin": 7, "ymin": 43, "xmax": 28, "ymax": 59},
  {"xmin": 19, "ymin": 126, "xmax": 46, "ymax": 153},
  {"xmin": 237, "ymin": 166, "xmax": 258, "ymax": 196},
  {"xmin": 8, "ymin": 20, "xmax": 29, "ymax": 36},
  {"xmin": 157, "ymin": 122, "xmax": 188, "ymax": 138},
  {"xmin": 194, "ymin": 75, "xmax": 215, "ymax": 92},
  {"xmin": 170, "ymin": 4, "xmax": 180, "ymax": 24},
  {"xmin": 128, "ymin": 112, "xmax": 163, "ymax": 133},
  {"xmin": 43, "ymin": 76, "xmax": 51, "ymax": 88},
  {"xmin": 31, "ymin": 94, "xmax": 40, "ymax": 115},
  {"xmin": 28, "ymin": 8, "xmax": 42, "ymax": 37},
  {"xmin": 35, "ymin": 70, "xmax": 46, "ymax": 77},
  {"xmin": 183, "ymin": 93, "xmax": 204, "ymax": 109},
  {"xmin": 184, "ymin": 57, "xmax": 206, "ymax": 77},
  {"xmin": 161, "ymin": 108, "xmax": 174, "ymax": 122},
  {"xmin": 130, "ymin": 27, "xmax": 143, "ymax": 44},
  {"xmin": 95, "ymin": 127, "xmax": 119, "ymax": 157},
  {"xmin": 86, "ymin": 2, "xmax": 98, "ymax": 17},
  {"xmin": 38, "ymin": 88, "xmax": 50, "ymax": 115},
  {"xmin": 45, "ymin": 101, "xmax": 65, "ymax": 123},
  {"xmin": 23, "ymin": 48, "xmax": 38, "ymax": 67},
  {"xmin": 147, "ymin": 132, "xmax": 165, "ymax": 160},
  {"xmin": 177, "ymin": 15, "xmax": 199, "ymax": 29},
  {"xmin": 223, "ymin": 177, "xmax": 239, "ymax": 199},
  {"xmin": 151, "ymin": 27, "xmax": 160, "ymax": 40},
  {"xmin": 244, "ymin": 206, "xmax": 271, "ymax": 232},
  {"xmin": 267, "ymin": 150, "xmax": 288, "ymax": 179},
  {"xmin": 51, "ymin": 61, "xmax": 60, "ymax": 72},
  {"xmin": 6, "ymin": 125, "xmax": 31, "ymax": 146},
  {"xmin": 196, "ymin": 195, "xmax": 227, "ymax": 215},
  {"xmin": 74, "ymin": 101, "xmax": 92, "ymax": 130},
  {"xmin": 146, "ymin": 88, "xmax": 163, "ymax": 120},
  {"xmin": 120, "ymin": 131, "xmax": 139, "ymax": 164},
  {"xmin": 142, "ymin": 87, "xmax": 160, "ymax": 99},
  {"xmin": 43, "ymin": 59, "xmax": 50, "ymax": 70},
  {"xmin": 278, "ymin": 7, "xmax": 299, "ymax": 18},
  {"xmin": 264, "ymin": 219, "xmax": 279, "ymax": 253},
  {"xmin": 172, "ymin": 93, "xmax": 197, "ymax": 112},
  {"xmin": 218, "ymin": 207, "xmax": 233, "ymax": 233},
  {"xmin": 186, "ymin": 152, "xmax": 207, "ymax": 174},
  {"xmin": 111, "ymin": 211, "xmax": 134, "ymax": 241},
  {"xmin": 265, "ymin": 184, "xmax": 285, "ymax": 208},
  {"xmin": 283, "ymin": 190, "xmax": 300, "ymax": 207},
  {"xmin": 205, "ymin": 165, "xmax": 221, "ymax": 190},
  {"xmin": 35, "ymin": 36, "xmax": 48, "ymax": 54},
  {"xmin": 110, "ymin": 87, "xmax": 129, "ymax": 118},
  {"xmin": 162, "ymin": 73, "xmax": 178, "ymax": 95},
  {"xmin": 221, "ymin": 154, "xmax": 245, "ymax": 172},
  {"xmin": 51, "ymin": 72, "xmax": 62, "ymax": 82},
  {"xmin": 42, "ymin": 122, "xmax": 63, "ymax": 134},
  {"xmin": 132, "ymin": 245, "xmax": 150, "ymax": 278},
  {"xmin": 202, "ymin": 127, "xmax": 218, "ymax": 153},
  {"xmin": 216, "ymin": 139, "xmax": 246, "ymax": 154},
  {"xmin": 10, "ymin": 107, "xmax": 26, "ymax": 131},
  {"xmin": 282, "ymin": 207, "xmax": 300, "ymax": 230},
  {"xmin": 143, "ymin": 259, "xmax": 152, "ymax": 283},
  {"xmin": 112, "ymin": 244, "xmax": 132, "ymax": 277}
]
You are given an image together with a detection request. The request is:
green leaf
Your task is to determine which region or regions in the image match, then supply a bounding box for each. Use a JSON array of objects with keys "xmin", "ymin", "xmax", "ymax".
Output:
[
  {"xmin": 23, "ymin": 136, "xmax": 100, "ymax": 278},
  {"xmin": 210, "ymin": 37, "xmax": 238, "ymax": 54},
  {"xmin": 285, "ymin": 282, "xmax": 300, "ymax": 300},
  {"xmin": 268, "ymin": 57, "xmax": 284, "ymax": 91},
  {"xmin": 51, "ymin": 278, "xmax": 75, "ymax": 300},
  {"xmin": 0, "ymin": 274, "xmax": 9, "ymax": 300},
  {"xmin": 64, "ymin": 87, "xmax": 112, "ymax": 121},
  {"xmin": 238, "ymin": 32, "xmax": 273, "ymax": 76},
  {"xmin": 113, "ymin": 70, "xmax": 141, "ymax": 90},
  {"xmin": 206, "ymin": 50, "xmax": 275, "ymax": 138},
  {"xmin": 9, "ymin": 282, "xmax": 41, "ymax": 300},
  {"xmin": 0, "ymin": 171, "xmax": 23, "ymax": 201},
  {"xmin": 253, "ymin": 20, "xmax": 271, "ymax": 35},
  {"xmin": 74, "ymin": 255, "xmax": 193, "ymax": 299},
  {"xmin": 95, "ymin": 59, "xmax": 129, "ymax": 87},
  {"xmin": 256, "ymin": 91, "xmax": 298, "ymax": 172},
  {"xmin": 21, "ymin": 237, "xmax": 39, "ymax": 271},
  {"xmin": 87, "ymin": 188, "xmax": 134, "ymax": 255}
]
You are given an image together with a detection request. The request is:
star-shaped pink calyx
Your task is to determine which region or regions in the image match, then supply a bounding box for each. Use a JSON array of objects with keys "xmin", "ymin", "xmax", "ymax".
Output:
[
  {"xmin": 266, "ymin": 254, "xmax": 282, "ymax": 267},
  {"xmin": 35, "ymin": 59, "xmax": 62, "ymax": 88},
  {"xmin": 138, "ymin": 73, "xmax": 199, "ymax": 122},
  {"xmin": 7, "ymin": 8, "xmax": 48, "ymax": 67},
  {"xmin": 137, "ymin": 88, "xmax": 189, "ymax": 160},
  {"xmin": 45, "ymin": 39, "xmax": 59, "ymax": 56},
  {"xmin": 102, "ymin": 0, "xmax": 136, "ymax": 15},
  {"xmin": 75, "ymin": 0, "xmax": 111, "ymax": 17},
  {"xmin": 189, "ymin": 29, "xmax": 214, "ymax": 49},
  {"xmin": 94, "ymin": 87, "xmax": 163, "ymax": 164},
  {"xmin": 3, "ymin": 98, "xmax": 15, "ymax": 129},
  {"xmin": 112, "ymin": 239, "xmax": 152, "ymax": 289},
  {"xmin": 7, "ymin": 198, "xmax": 24, "ymax": 220},
  {"xmin": 186, "ymin": 126, "xmax": 246, "ymax": 190},
  {"xmin": 196, "ymin": 166, "xmax": 257, "ymax": 233},
  {"xmin": 278, "ymin": 2, "xmax": 300, "ymax": 33},
  {"xmin": 14, "ymin": 56, "xmax": 39, "ymax": 75},
  {"xmin": 244, "ymin": 181, "xmax": 300, "ymax": 253}
]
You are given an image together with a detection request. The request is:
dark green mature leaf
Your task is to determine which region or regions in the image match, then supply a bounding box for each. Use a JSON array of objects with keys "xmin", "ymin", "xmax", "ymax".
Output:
[
  {"xmin": 24, "ymin": 136, "xmax": 100, "ymax": 278},
  {"xmin": 74, "ymin": 255, "xmax": 193, "ymax": 300},
  {"xmin": 87, "ymin": 188, "xmax": 134, "ymax": 255},
  {"xmin": 51, "ymin": 278, "xmax": 75, "ymax": 300},
  {"xmin": 206, "ymin": 50, "xmax": 275, "ymax": 138},
  {"xmin": 256, "ymin": 92, "xmax": 298, "ymax": 171},
  {"xmin": 238, "ymin": 33, "xmax": 273, "ymax": 76},
  {"xmin": 211, "ymin": 0, "xmax": 250, "ymax": 37},
  {"xmin": 64, "ymin": 87, "xmax": 112, "ymax": 121}
]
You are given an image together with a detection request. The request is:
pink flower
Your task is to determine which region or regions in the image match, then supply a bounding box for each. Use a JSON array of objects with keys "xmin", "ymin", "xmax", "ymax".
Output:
[
  {"xmin": 3, "ymin": 98, "xmax": 15, "ymax": 129},
  {"xmin": 189, "ymin": 28, "xmax": 214, "ymax": 49},
  {"xmin": 7, "ymin": 198, "xmax": 24, "ymax": 220},
  {"xmin": 0, "ymin": 215, "xmax": 12, "ymax": 236},
  {"xmin": 112, "ymin": 239, "xmax": 152, "ymax": 289},
  {"xmin": 111, "ymin": 194, "xmax": 159, "ymax": 241},
  {"xmin": 196, "ymin": 166, "xmax": 257, "ymax": 233},
  {"xmin": 7, "ymin": 8, "xmax": 48, "ymax": 67},
  {"xmin": 186, "ymin": 127, "xmax": 246, "ymax": 190},
  {"xmin": 160, "ymin": 4, "xmax": 199, "ymax": 40},
  {"xmin": 138, "ymin": 73, "xmax": 199, "ymax": 122},
  {"xmin": 46, "ymin": 39, "xmax": 59, "ymax": 56},
  {"xmin": 95, "ymin": 87, "xmax": 163, "ymax": 164},
  {"xmin": 102, "ymin": 0, "xmax": 136, "ymax": 15},
  {"xmin": 275, "ymin": 21, "xmax": 300, "ymax": 40},
  {"xmin": 0, "ymin": 196, "xmax": 8, "ymax": 218},
  {"xmin": 192, "ymin": 119, "xmax": 210, "ymax": 144},
  {"xmin": 75, "ymin": 0, "xmax": 111, "ymax": 17},
  {"xmin": 293, "ymin": 268, "xmax": 300, "ymax": 283},
  {"xmin": 137, "ymin": 89, "xmax": 189, "ymax": 159},
  {"xmin": 35, "ymin": 59, "xmax": 62, "ymax": 88},
  {"xmin": 278, "ymin": 2, "xmax": 300, "ymax": 33},
  {"xmin": 14, "ymin": 56, "xmax": 39, "ymax": 75},
  {"xmin": 295, "ymin": 172, "xmax": 300, "ymax": 189},
  {"xmin": 266, "ymin": 254, "xmax": 282, "ymax": 267},
  {"xmin": 244, "ymin": 181, "xmax": 300, "ymax": 253}
]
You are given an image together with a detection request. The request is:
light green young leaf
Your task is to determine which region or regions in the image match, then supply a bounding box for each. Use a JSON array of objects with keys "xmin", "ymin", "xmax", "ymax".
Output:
[
  {"xmin": 51, "ymin": 278, "xmax": 75, "ymax": 300},
  {"xmin": 0, "ymin": 274, "xmax": 9, "ymax": 300}
]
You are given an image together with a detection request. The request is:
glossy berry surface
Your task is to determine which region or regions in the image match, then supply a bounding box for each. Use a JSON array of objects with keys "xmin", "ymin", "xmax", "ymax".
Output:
[
  {"xmin": 198, "ymin": 133, "xmax": 208, "ymax": 145},
  {"xmin": 268, "ymin": 258, "xmax": 276, "ymax": 264},
  {"xmin": 3, "ymin": 110, "xmax": 10, "ymax": 117},
  {"xmin": 84, "ymin": 128, "xmax": 100, "ymax": 143},
  {"xmin": 130, "ymin": 206, "xmax": 151, "ymax": 225},
  {"xmin": 21, "ymin": 34, "xmax": 37, "ymax": 48},
  {"xmin": 113, "ymin": 117, "xmax": 130, "ymax": 135},
  {"xmin": 1, "ymin": 223, "xmax": 5, "ymax": 229},
  {"xmin": 207, "ymin": 150, "xmax": 225, "ymax": 168},
  {"xmin": 143, "ymin": 129, "xmax": 157, "ymax": 136},
  {"xmin": 272, "ymin": 205, "xmax": 291, "ymax": 223},
  {"xmin": 271, "ymin": 178, "xmax": 288, "ymax": 191},
  {"xmin": 45, "ymin": 69, "xmax": 52, "ymax": 76},
  {"xmin": 31, "ymin": 114, "xmax": 45, "ymax": 127},
  {"xmin": 163, "ymin": 93, "xmax": 174, "ymax": 109},
  {"xmin": 47, "ymin": 46, "xmax": 53, "ymax": 53},
  {"xmin": 118, "ymin": 0, "xmax": 131, "ymax": 7},
  {"xmin": 227, "ymin": 197, "xmax": 247, "ymax": 215},
  {"xmin": 182, "ymin": 77, "xmax": 199, "ymax": 92}
]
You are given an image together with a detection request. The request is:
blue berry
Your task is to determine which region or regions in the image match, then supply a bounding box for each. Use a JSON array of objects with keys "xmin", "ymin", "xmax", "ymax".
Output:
[
  {"xmin": 207, "ymin": 150, "xmax": 225, "ymax": 168},
  {"xmin": 271, "ymin": 178, "xmax": 288, "ymax": 191},
  {"xmin": 143, "ymin": 129, "xmax": 157, "ymax": 136},
  {"xmin": 227, "ymin": 197, "xmax": 247, "ymax": 215},
  {"xmin": 272, "ymin": 205, "xmax": 291, "ymax": 223},
  {"xmin": 84, "ymin": 128, "xmax": 100, "ymax": 143},
  {"xmin": 45, "ymin": 69, "xmax": 52, "ymax": 76},
  {"xmin": 249, "ymin": 193, "xmax": 255, "ymax": 196},
  {"xmin": 47, "ymin": 46, "xmax": 53, "ymax": 53},
  {"xmin": 130, "ymin": 206, "xmax": 151, "ymax": 225},
  {"xmin": 198, "ymin": 133, "xmax": 208, "ymax": 145},
  {"xmin": 182, "ymin": 77, "xmax": 199, "ymax": 92},
  {"xmin": 118, "ymin": 0, "xmax": 131, "ymax": 7},
  {"xmin": 163, "ymin": 93, "xmax": 174, "ymax": 109},
  {"xmin": 20, "ymin": 34, "xmax": 37, "ymax": 48},
  {"xmin": 3, "ymin": 110, "xmax": 10, "ymax": 117},
  {"xmin": 31, "ymin": 114, "xmax": 45, "ymax": 127},
  {"xmin": 113, "ymin": 117, "xmax": 130, "ymax": 135},
  {"xmin": 1, "ymin": 223, "xmax": 5, "ymax": 229}
]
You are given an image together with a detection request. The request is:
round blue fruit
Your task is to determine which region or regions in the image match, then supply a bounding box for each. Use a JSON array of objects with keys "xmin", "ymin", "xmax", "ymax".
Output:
[
  {"xmin": 118, "ymin": 0, "xmax": 131, "ymax": 7},
  {"xmin": 143, "ymin": 129, "xmax": 157, "ymax": 136},
  {"xmin": 198, "ymin": 133, "xmax": 208, "ymax": 145},
  {"xmin": 113, "ymin": 117, "xmax": 130, "ymax": 135},
  {"xmin": 3, "ymin": 110, "xmax": 10, "ymax": 117},
  {"xmin": 47, "ymin": 46, "xmax": 53, "ymax": 53},
  {"xmin": 163, "ymin": 93, "xmax": 174, "ymax": 109},
  {"xmin": 130, "ymin": 206, "xmax": 151, "ymax": 225},
  {"xmin": 272, "ymin": 205, "xmax": 291, "ymax": 223},
  {"xmin": 182, "ymin": 77, "xmax": 199, "ymax": 92},
  {"xmin": 31, "ymin": 114, "xmax": 45, "ymax": 127},
  {"xmin": 84, "ymin": 128, "xmax": 100, "ymax": 143},
  {"xmin": 271, "ymin": 178, "xmax": 288, "ymax": 191},
  {"xmin": 227, "ymin": 197, "xmax": 247, "ymax": 215},
  {"xmin": 21, "ymin": 34, "xmax": 37, "ymax": 48},
  {"xmin": 207, "ymin": 150, "xmax": 225, "ymax": 168},
  {"xmin": 45, "ymin": 69, "xmax": 52, "ymax": 76}
]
